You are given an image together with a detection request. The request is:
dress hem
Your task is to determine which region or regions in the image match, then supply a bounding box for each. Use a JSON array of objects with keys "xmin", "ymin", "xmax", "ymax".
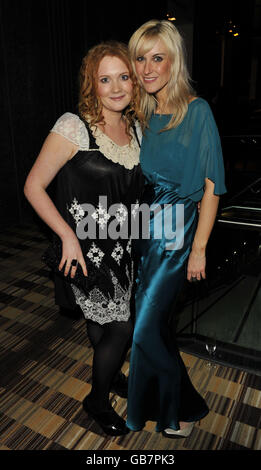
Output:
[{"xmin": 126, "ymin": 407, "xmax": 209, "ymax": 433}]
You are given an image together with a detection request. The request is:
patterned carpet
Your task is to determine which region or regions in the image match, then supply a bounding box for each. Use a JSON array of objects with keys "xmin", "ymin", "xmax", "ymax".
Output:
[{"xmin": 0, "ymin": 223, "xmax": 260, "ymax": 451}]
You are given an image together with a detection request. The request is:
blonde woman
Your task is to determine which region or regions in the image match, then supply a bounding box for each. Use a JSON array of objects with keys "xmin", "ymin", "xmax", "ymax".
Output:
[
  {"xmin": 126, "ymin": 20, "xmax": 226, "ymax": 437},
  {"xmin": 24, "ymin": 41, "xmax": 144, "ymax": 436}
]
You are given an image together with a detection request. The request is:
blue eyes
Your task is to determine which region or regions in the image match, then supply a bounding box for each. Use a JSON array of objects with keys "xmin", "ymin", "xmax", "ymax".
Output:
[
  {"xmin": 100, "ymin": 75, "xmax": 129, "ymax": 84},
  {"xmin": 136, "ymin": 56, "xmax": 163, "ymax": 63}
]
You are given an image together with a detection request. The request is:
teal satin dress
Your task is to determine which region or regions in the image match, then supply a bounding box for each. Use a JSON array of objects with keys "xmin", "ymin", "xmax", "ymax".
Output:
[{"xmin": 127, "ymin": 98, "xmax": 227, "ymax": 432}]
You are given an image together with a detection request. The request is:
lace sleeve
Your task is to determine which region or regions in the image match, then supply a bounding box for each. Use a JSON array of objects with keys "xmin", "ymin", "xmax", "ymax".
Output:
[{"xmin": 50, "ymin": 112, "xmax": 89, "ymax": 150}]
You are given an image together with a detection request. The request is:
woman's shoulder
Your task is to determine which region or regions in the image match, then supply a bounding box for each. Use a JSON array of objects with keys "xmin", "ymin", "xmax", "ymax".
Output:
[
  {"xmin": 188, "ymin": 97, "xmax": 216, "ymax": 125},
  {"xmin": 52, "ymin": 112, "xmax": 84, "ymax": 127},
  {"xmin": 189, "ymin": 97, "xmax": 212, "ymax": 112},
  {"xmin": 51, "ymin": 112, "xmax": 89, "ymax": 149}
]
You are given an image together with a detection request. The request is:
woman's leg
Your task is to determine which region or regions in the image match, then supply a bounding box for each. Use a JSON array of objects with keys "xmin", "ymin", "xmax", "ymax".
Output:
[
  {"xmin": 86, "ymin": 319, "xmax": 104, "ymax": 349},
  {"xmin": 83, "ymin": 318, "xmax": 133, "ymax": 435},
  {"xmin": 86, "ymin": 317, "xmax": 133, "ymax": 409}
]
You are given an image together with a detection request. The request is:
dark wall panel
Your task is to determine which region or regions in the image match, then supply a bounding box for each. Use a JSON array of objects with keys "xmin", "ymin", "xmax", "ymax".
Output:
[{"xmin": 0, "ymin": 0, "xmax": 168, "ymax": 230}]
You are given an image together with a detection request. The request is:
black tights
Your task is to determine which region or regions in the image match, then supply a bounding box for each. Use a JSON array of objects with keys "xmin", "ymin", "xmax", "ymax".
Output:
[{"xmin": 86, "ymin": 317, "xmax": 133, "ymax": 409}]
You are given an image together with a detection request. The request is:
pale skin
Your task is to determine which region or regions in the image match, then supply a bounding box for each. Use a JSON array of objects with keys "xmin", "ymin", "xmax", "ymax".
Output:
[
  {"xmin": 24, "ymin": 133, "xmax": 86, "ymax": 278},
  {"xmin": 24, "ymin": 55, "xmax": 133, "ymax": 279},
  {"xmin": 135, "ymin": 38, "xmax": 220, "ymax": 429}
]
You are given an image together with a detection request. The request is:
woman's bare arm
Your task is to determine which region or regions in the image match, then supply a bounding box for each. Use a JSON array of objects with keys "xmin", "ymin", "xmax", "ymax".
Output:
[
  {"xmin": 187, "ymin": 178, "xmax": 220, "ymax": 281},
  {"xmin": 24, "ymin": 132, "xmax": 87, "ymax": 277}
]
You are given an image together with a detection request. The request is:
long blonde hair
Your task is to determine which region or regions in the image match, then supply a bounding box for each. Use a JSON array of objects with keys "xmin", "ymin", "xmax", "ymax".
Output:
[
  {"xmin": 78, "ymin": 41, "xmax": 144, "ymax": 137},
  {"xmin": 128, "ymin": 19, "xmax": 196, "ymax": 131}
]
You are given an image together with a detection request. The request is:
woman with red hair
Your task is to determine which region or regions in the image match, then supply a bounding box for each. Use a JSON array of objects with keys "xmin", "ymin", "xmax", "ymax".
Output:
[{"xmin": 24, "ymin": 41, "xmax": 144, "ymax": 436}]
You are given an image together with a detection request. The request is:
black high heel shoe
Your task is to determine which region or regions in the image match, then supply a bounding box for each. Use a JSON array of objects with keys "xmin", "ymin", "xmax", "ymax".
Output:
[
  {"xmin": 111, "ymin": 372, "xmax": 128, "ymax": 398},
  {"xmin": 82, "ymin": 395, "xmax": 129, "ymax": 436}
]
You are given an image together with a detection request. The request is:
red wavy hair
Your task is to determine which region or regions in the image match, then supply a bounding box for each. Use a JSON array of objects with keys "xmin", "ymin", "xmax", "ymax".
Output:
[{"xmin": 78, "ymin": 41, "xmax": 144, "ymax": 137}]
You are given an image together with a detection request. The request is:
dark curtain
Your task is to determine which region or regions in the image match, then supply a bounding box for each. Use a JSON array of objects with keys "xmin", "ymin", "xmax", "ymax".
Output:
[
  {"xmin": 0, "ymin": 0, "xmax": 85, "ymax": 229},
  {"xmin": 0, "ymin": 0, "xmax": 167, "ymax": 230}
]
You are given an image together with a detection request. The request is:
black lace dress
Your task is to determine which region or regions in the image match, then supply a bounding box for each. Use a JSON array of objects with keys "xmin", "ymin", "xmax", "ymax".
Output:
[{"xmin": 50, "ymin": 112, "xmax": 144, "ymax": 324}]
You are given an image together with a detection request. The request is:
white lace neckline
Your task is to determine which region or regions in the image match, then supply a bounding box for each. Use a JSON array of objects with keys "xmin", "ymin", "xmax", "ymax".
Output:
[
  {"xmin": 50, "ymin": 112, "xmax": 141, "ymax": 170},
  {"xmin": 94, "ymin": 124, "xmax": 131, "ymax": 148},
  {"xmin": 88, "ymin": 121, "xmax": 140, "ymax": 170}
]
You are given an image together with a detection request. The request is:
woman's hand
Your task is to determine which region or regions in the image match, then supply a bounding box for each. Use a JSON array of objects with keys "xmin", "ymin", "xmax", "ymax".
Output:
[
  {"xmin": 59, "ymin": 231, "xmax": 88, "ymax": 278},
  {"xmin": 187, "ymin": 250, "xmax": 206, "ymax": 281},
  {"xmin": 187, "ymin": 179, "xmax": 219, "ymax": 282}
]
